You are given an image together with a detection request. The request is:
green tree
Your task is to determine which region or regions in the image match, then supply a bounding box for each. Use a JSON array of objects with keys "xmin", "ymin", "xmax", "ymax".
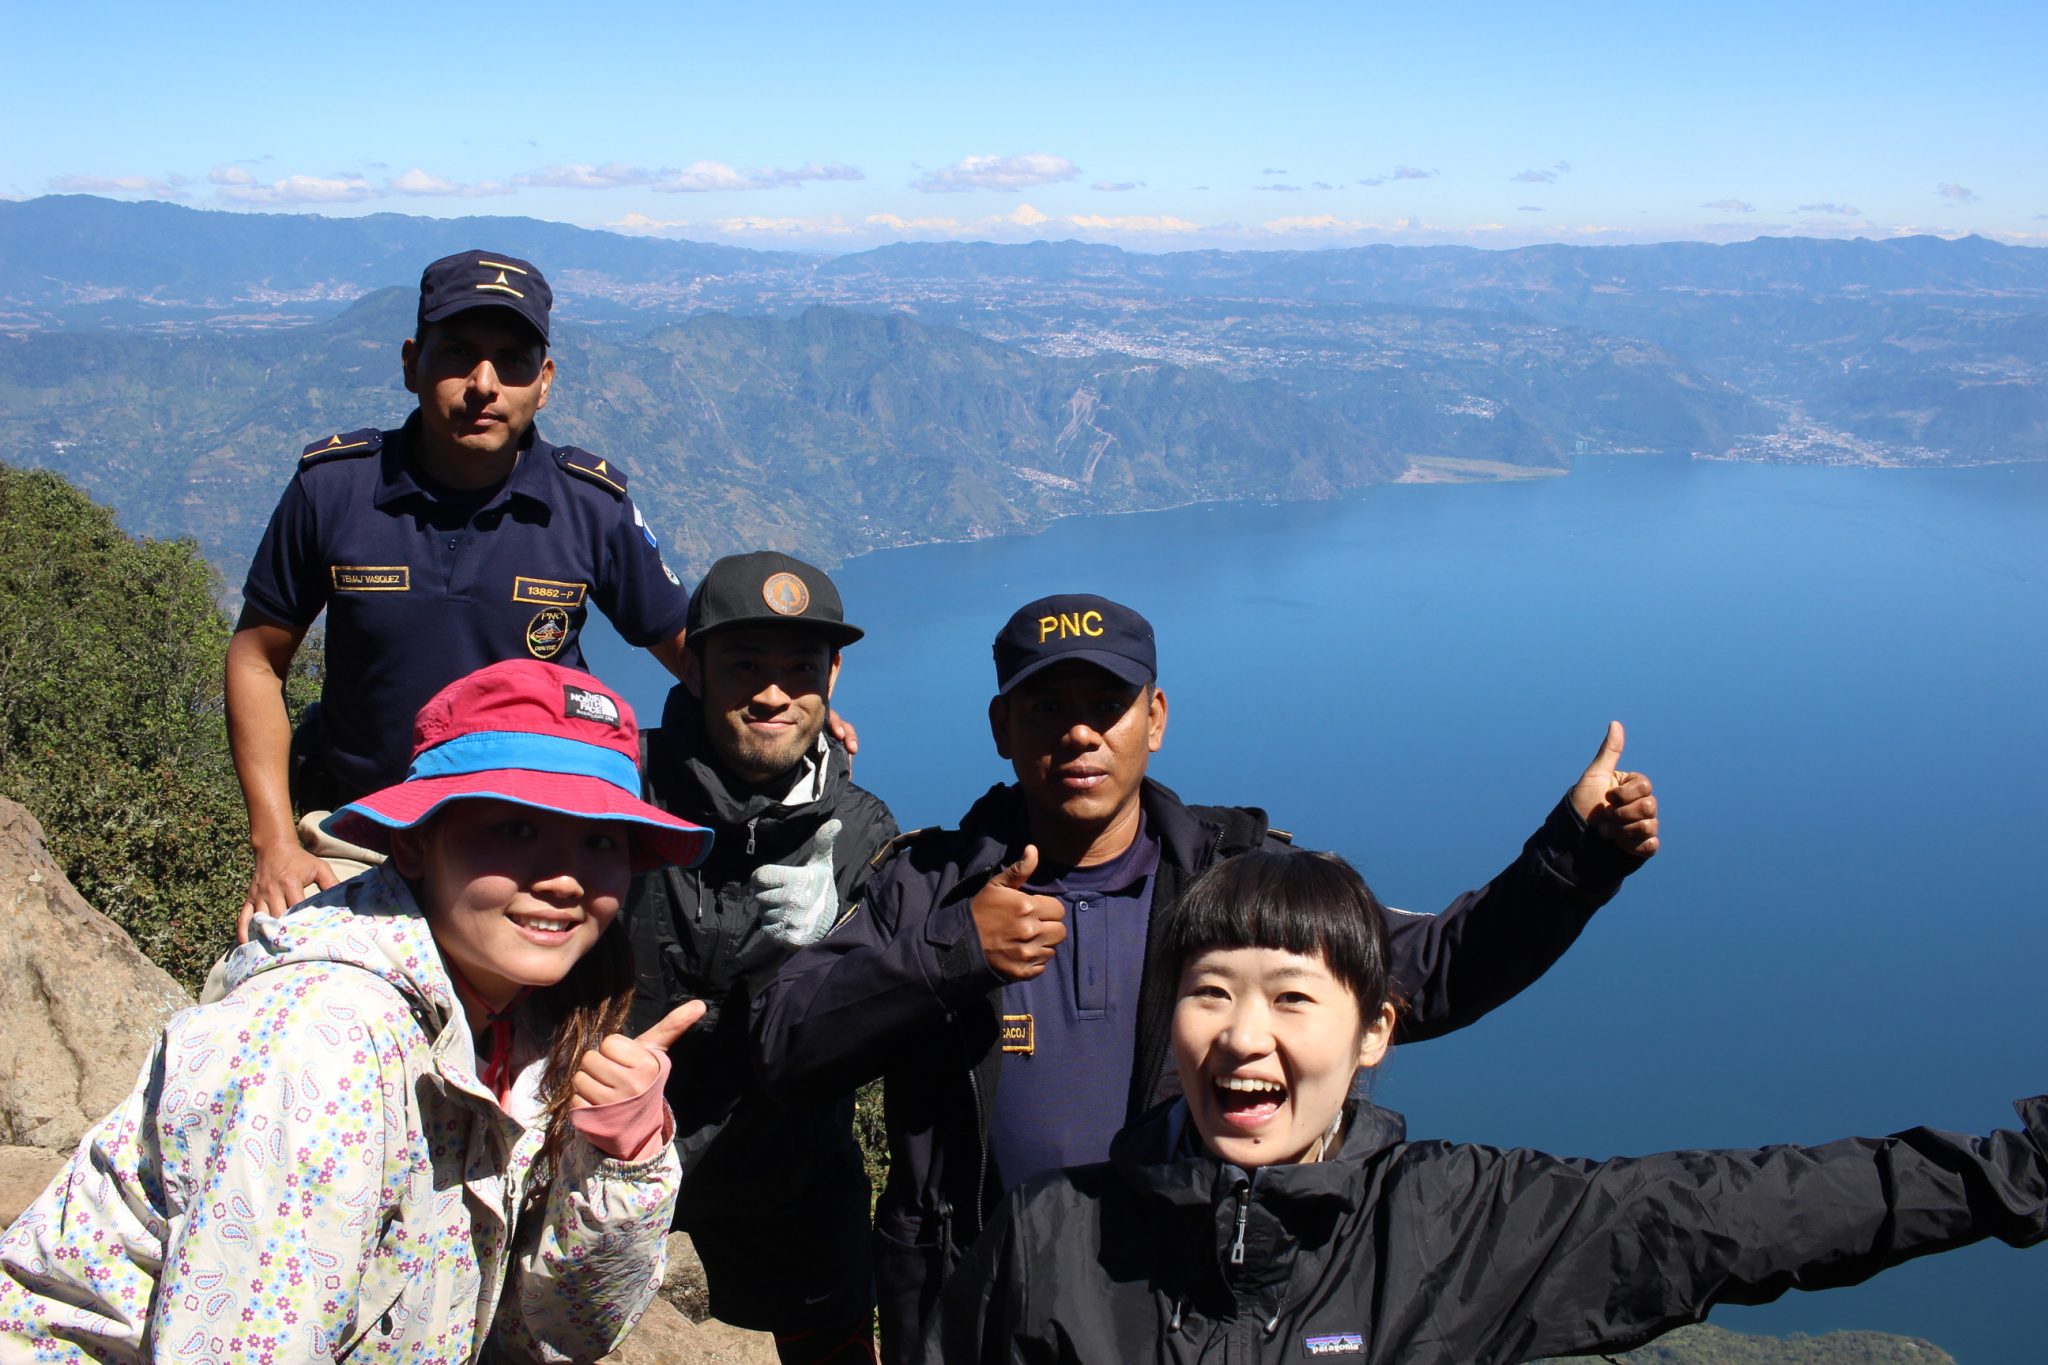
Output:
[{"xmin": 0, "ymin": 463, "xmax": 261, "ymax": 989}]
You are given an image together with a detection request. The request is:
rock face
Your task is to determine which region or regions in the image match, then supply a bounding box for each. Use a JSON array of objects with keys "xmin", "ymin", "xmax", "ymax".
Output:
[{"xmin": 0, "ymin": 797, "xmax": 192, "ymax": 1149}]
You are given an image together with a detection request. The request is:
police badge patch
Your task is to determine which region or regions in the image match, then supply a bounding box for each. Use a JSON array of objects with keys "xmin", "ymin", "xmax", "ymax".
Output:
[{"xmin": 525, "ymin": 607, "xmax": 571, "ymax": 659}]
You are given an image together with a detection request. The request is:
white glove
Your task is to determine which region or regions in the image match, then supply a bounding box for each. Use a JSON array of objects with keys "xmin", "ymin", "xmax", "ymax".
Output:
[{"xmin": 753, "ymin": 818, "xmax": 843, "ymax": 949}]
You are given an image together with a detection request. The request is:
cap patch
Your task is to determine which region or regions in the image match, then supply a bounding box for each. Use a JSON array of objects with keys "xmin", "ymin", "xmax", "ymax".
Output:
[
  {"xmin": 563, "ymin": 685, "xmax": 622, "ymax": 728},
  {"xmin": 526, "ymin": 607, "xmax": 570, "ymax": 659},
  {"xmin": 762, "ymin": 571, "xmax": 810, "ymax": 616}
]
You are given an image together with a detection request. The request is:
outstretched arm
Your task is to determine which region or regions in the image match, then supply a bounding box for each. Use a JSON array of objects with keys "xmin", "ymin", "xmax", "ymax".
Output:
[
  {"xmin": 1391, "ymin": 1097, "xmax": 2048, "ymax": 1362},
  {"xmin": 1385, "ymin": 722, "xmax": 1658, "ymax": 1042}
]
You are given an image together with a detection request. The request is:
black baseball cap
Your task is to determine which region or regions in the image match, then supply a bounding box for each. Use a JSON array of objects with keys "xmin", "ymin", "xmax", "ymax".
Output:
[
  {"xmin": 686, "ymin": 551, "xmax": 864, "ymax": 648},
  {"xmin": 416, "ymin": 249, "xmax": 552, "ymax": 345},
  {"xmin": 993, "ymin": 593, "xmax": 1156, "ymax": 694}
]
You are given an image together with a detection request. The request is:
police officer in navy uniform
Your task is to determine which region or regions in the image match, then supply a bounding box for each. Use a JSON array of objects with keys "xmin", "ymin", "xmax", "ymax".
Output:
[{"xmin": 226, "ymin": 250, "xmax": 693, "ymax": 932}]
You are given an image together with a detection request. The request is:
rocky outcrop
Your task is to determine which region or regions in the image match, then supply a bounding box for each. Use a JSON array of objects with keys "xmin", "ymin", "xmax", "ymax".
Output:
[
  {"xmin": 0, "ymin": 797, "xmax": 192, "ymax": 1150},
  {"xmin": 599, "ymin": 1234, "xmax": 776, "ymax": 1364}
]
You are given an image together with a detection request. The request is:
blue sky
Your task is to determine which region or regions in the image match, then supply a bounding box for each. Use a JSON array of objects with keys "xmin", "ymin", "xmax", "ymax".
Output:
[{"xmin": 6, "ymin": 0, "xmax": 2043, "ymax": 252}]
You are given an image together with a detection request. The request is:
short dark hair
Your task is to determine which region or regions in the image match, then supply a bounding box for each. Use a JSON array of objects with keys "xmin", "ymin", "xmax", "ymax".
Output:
[{"xmin": 1163, "ymin": 849, "xmax": 1395, "ymax": 1016}]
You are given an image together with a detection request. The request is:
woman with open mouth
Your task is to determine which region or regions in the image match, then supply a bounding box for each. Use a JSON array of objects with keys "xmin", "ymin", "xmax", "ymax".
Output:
[
  {"xmin": 0, "ymin": 659, "xmax": 715, "ymax": 1363},
  {"xmin": 932, "ymin": 849, "xmax": 2047, "ymax": 1364}
]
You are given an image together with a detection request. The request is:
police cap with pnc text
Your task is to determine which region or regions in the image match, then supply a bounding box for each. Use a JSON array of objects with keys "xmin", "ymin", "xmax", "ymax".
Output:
[{"xmin": 993, "ymin": 593, "xmax": 1156, "ymax": 694}]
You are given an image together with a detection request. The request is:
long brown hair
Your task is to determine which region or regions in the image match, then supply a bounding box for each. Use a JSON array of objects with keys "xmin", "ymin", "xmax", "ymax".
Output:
[{"xmin": 524, "ymin": 912, "xmax": 638, "ymax": 1196}]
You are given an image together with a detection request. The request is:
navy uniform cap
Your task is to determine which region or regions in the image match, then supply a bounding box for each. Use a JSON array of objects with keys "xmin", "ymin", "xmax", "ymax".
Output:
[
  {"xmin": 994, "ymin": 593, "xmax": 1155, "ymax": 694},
  {"xmin": 417, "ymin": 249, "xmax": 552, "ymax": 344},
  {"xmin": 687, "ymin": 551, "xmax": 864, "ymax": 649}
]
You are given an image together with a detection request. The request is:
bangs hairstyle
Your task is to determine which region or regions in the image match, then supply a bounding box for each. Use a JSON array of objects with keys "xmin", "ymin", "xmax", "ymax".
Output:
[{"xmin": 1165, "ymin": 849, "xmax": 1396, "ymax": 1016}]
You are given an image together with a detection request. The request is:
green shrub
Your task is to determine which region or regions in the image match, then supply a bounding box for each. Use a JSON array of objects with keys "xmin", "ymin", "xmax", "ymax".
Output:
[{"xmin": 0, "ymin": 464, "xmax": 259, "ymax": 990}]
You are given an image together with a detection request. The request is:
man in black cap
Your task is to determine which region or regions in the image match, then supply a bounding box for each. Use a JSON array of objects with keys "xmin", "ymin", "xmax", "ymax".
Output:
[
  {"xmin": 624, "ymin": 550, "xmax": 896, "ymax": 1365},
  {"xmin": 753, "ymin": 592, "xmax": 1661, "ymax": 1362},
  {"xmin": 227, "ymin": 250, "xmax": 694, "ymax": 931}
]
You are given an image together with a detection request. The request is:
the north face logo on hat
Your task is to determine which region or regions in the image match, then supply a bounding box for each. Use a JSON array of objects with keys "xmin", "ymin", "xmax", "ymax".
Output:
[{"xmin": 563, "ymin": 685, "xmax": 622, "ymax": 727}]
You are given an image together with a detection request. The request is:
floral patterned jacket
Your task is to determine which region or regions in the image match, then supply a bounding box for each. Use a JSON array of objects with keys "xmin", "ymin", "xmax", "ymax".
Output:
[{"xmin": 0, "ymin": 866, "xmax": 680, "ymax": 1363}]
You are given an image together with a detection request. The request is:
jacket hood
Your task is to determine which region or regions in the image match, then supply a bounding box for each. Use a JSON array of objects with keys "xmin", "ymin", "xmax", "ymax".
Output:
[
  {"xmin": 652, "ymin": 683, "xmax": 851, "ymax": 838},
  {"xmin": 222, "ymin": 865, "xmax": 467, "ymax": 1057}
]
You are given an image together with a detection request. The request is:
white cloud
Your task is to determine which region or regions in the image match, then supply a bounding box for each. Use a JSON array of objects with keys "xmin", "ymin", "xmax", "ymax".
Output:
[
  {"xmin": 1700, "ymin": 198, "xmax": 1755, "ymax": 212},
  {"xmin": 1796, "ymin": 201, "xmax": 1861, "ymax": 216},
  {"xmin": 215, "ymin": 174, "xmax": 376, "ymax": 205},
  {"xmin": 1938, "ymin": 182, "xmax": 1979, "ymax": 203},
  {"xmin": 1063, "ymin": 213, "xmax": 1201, "ymax": 234},
  {"xmin": 208, "ymin": 165, "xmax": 258, "ymax": 187},
  {"xmin": 1511, "ymin": 168, "xmax": 1559, "ymax": 184},
  {"xmin": 1256, "ymin": 183, "xmax": 1304, "ymax": 193},
  {"xmin": 385, "ymin": 168, "xmax": 514, "ymax": 198},
  {"xmin": 48, "ymin": 173, "xmax": 187, "ymax": 198},
  {"xmin": 1091, "ymin": 180, "xmax": 1144, "ymax": 192},
  {"xmin": 517, "ymin": 163, "xmax": 660, "ymax": 190},
  {"xmin": 994, "ymin": 203, "xmax": 1051, "ymax": 227},
  {"xmin": 912, "ymin": 152, "xmax": 1079, "ymax": 193},
  {"xmin": 1391, "ymin": 165, "xmax": 1437, "ymax": 180},
  {"xmin": 653, "ymin": 160, "xmax": 864, "ymax": 193},
  {"xmin": 704, "ymin": 214, "xmax": 862, "ymax": 236},
  {"xmin": 1518, "ymin": 204, "xmax": 1545, "ymax": 212}
]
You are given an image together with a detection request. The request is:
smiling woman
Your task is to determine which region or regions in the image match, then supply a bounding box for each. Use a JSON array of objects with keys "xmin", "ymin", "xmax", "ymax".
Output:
[
  {"xmin": 933, "ymin": 849, "xmax": 2048, "ymax": 1365},
  {"xmin": 0, "ymin": 660, "xmax": 715, "ymax": 1363}
]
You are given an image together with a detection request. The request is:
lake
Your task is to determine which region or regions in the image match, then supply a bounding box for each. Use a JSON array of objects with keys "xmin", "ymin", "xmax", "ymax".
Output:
[{"xmin": 587, "ymin": 454, "xmax": 2048, "ymax": 1362}]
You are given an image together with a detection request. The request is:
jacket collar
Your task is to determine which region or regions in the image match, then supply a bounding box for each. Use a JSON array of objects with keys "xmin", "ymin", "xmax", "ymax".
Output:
[
  {"xmin": 649, "ymin": 684, "xmax": 848, "ymax": 836},
  {"xmin": 1111, "ymin": 1094, "xmax": 1408, "ymax": 1224},
  {"xmin": 952, "ymin": 776, "xmax": 1228, "ymax": 875},
  {"xmin": 374, "ymin": 412, "xmax": 555, "ymax": 514}
]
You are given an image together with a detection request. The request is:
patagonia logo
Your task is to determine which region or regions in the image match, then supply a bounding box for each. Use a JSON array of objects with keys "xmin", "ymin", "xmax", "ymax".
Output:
[
  {"xmin": 512, "ymin": 576, "xmax": 588, "ymax": 607},
  {"xmin": 1000, "ymin": 1013, "xmax": 1035, "ymax": 1056},
  {"xmin": 562, "ymin": 684, "xmax": 621, "ymax": 728},
  {"xmin": 332, "ymin": 566, "xmax": 410, "ymax": 592},
  {"xmin": 1303, "ymin": 1333, "xmax": 1364, "ymax": 1357},
  {"xmin": 526, "ymin": 607, "xmax": 571, "ymax": 659},
  {"xmin": 1037, "ymin": 609, "xmax": 1103, "ymax": 643}
]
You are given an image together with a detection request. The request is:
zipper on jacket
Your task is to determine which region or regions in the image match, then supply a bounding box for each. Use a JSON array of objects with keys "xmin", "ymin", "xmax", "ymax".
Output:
[
  {"xmin": 746, "ymin": 817, "xmax": 759, "ymax": 855},
  {"xmin": 967, "ymin": 1066, "xmax": 990, "ymax": 1234},
  {"xmin": 1229, "ymin": 1179, "xmax": 1250, "ymax": 1265}
]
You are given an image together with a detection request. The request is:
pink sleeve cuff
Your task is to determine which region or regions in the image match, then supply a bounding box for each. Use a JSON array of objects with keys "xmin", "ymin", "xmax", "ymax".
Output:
[{"xmin": 569, "ymin": 1051, "xmax": 675, "ymax": 1162}]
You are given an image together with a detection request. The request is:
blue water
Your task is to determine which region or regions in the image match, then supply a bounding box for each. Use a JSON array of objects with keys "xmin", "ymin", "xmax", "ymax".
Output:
[{"xmin": 588, "ymin": 456, "xmax": 2048, "ymax": 1362}]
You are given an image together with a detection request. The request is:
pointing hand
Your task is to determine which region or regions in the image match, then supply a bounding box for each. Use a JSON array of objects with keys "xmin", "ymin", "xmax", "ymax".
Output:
[
  {"xmin": 1568, "ymin": 721, "xmax": 1660, "ymax": 860},
  {"xmin": 755, "ymin": 818, "xmax": 843, "ymax": 949},
  {"xmin": 970, "ymin": 845, "xmax": 1068, "ymax": 982}
]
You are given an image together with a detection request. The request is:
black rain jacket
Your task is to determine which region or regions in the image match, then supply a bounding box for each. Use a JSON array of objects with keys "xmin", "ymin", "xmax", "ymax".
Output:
[
  {"xmin": 751, "ymin": 777, "xmax": 1641, "ymax": 1361},
  {"xmin": 623, "ymin": 687, "xmax": 898, "ymax": 1213},
  {"xmin": 935, "ymin": 1094, "xmax": 2048, "ymax": 1364}
]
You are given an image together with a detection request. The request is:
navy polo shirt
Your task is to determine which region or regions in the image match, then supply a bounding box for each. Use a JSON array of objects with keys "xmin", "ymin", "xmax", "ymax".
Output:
[
  {"xmin": 242, "ymin": 414, "xmax": 691, "ymax": 802},
  {"xmin": 987, "ymin": 820, "xmax": 1162, "ymax": 1193}
]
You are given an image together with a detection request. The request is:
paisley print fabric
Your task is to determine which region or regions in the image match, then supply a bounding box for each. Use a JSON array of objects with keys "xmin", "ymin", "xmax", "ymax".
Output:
[{"xmin": 0, "ymin": 866, "xmax": 679, "ymax": 1362}]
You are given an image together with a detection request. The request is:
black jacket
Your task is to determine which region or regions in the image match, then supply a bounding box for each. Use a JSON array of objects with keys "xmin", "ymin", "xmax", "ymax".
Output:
[
  {"xmin": 751, "ymin": 777, "xmax": 1641, "ymax": 1360},
  {"xmin": 623, "ymin": 687, "xmax": 898, "ymax": 1210},
  {"xmin": 936, "ymin": 1094, "xmax": 2048, "ymax": 1364}
]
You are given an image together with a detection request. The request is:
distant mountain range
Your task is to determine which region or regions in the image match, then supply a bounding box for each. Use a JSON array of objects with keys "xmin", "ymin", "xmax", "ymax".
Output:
[{"xmin": 1, "ymin": 195, "xmax": 2042, "ymax": 583}]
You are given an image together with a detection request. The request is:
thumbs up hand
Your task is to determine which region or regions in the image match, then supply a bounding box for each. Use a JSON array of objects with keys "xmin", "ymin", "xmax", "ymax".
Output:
[
  {"xmin": 971, "ymin": 846, "xmax": 1069, "ymax": 982},
  {"xmin": 567, "ymin": 1001, "xmax": 703, "ymax": 1161},
  {"xmin": 1568, "ymin": 721, "xmax": 1660, "ymax": 860},
  {"xmin": 754, "ymin": 818, "xmax": 844, "ymax": 949}
]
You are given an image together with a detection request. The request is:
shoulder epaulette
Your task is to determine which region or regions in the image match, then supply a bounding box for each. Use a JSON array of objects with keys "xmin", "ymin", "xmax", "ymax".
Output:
[
  {"xmin": 557, "ymin": 446, "xmax": 627, "ymax": 497},
  {"xmin": 299, "ymin": 428, "xmax": 383, "ymax": 467},
  {"xmin": 869, "ymin": 826, "xmax": 941, "ymax": 871}
]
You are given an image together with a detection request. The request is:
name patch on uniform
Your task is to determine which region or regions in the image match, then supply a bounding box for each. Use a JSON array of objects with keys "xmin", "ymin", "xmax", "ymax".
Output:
[
  {"xmin": 1303, "ymin": 1333, "xmax": 1364, "ymax": 1357},
  {"xmin": 526, "ymin": 608, "xmax": 571, "ymax": 659},
  {"xmin": 332, "ymin": 566, "xmax": 411, "ymax": 592},
  {"xmin": 1000, "ymin": 1013, "xmax": 1035, "ymax": 1056},
  {"xmin": 512, "ymin": 576, "xmax": 589, "ymax": 607},
  {"xmin": 563, "ymin": 685, "xmax": 621, "ymax": 727}
]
